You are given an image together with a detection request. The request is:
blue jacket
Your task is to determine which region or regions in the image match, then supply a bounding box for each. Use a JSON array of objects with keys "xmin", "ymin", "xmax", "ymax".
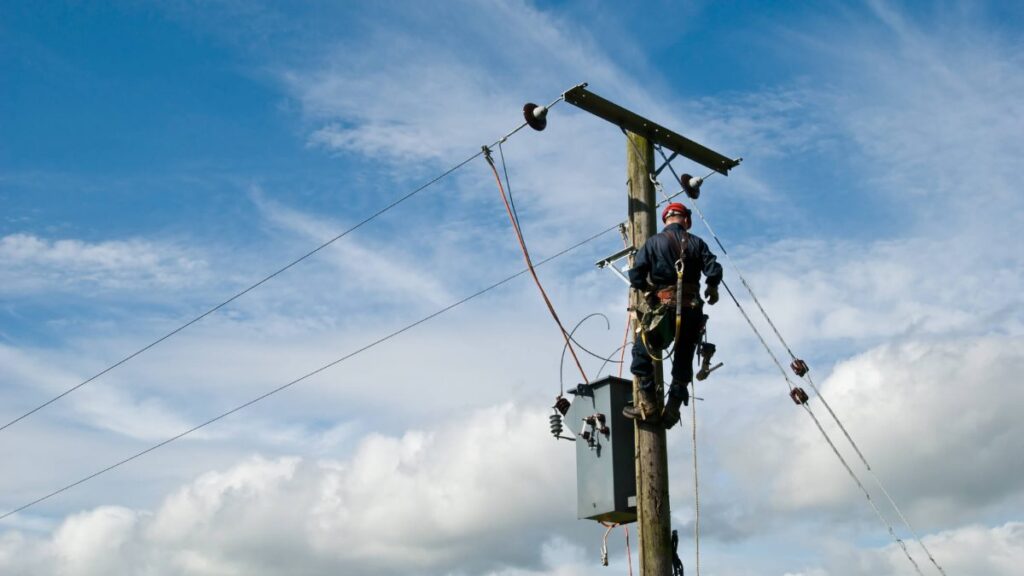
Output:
[{"xmin": 628, "ymin": 223, "xmax": 723, "ymax": 290}]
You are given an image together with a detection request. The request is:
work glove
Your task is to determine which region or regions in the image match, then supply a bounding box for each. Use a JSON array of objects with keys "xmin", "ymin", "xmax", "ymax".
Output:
[{"xmin": 704, "ymin": 283, "xmax": 719, "ymax": 305}]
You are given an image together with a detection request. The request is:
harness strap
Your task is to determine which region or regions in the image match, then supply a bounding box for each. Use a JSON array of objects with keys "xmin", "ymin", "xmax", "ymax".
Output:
[{"xmin": 671, "ymin": 228, "xmax": 688, "ymax": 353}]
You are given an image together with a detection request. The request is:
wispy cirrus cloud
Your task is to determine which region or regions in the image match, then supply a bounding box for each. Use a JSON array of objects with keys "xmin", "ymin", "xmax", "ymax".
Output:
[{"xmin": 0, "ymin": 233, "xmax": 208, "ymax": 296}]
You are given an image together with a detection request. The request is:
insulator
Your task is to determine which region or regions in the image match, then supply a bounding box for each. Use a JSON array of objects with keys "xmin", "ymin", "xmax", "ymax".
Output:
[
  {"xmin": 554, "ymin": 395, "xmax": 571, "ymax": 415},
  {"xmin": 790, "ymin": 387, "xmax": 810, "ymax": 405},
  {"xmin": 791, "ymin": 359, "xmax": 809, "ymax": 377},
  {"xmin": 523, "ymin": 102, "xmax": 548, "ymax": 131},
  {"xmin": 680, "ymin": 173, "xmax": 703, "ymax": 199},
  {"xmin": 549, "ymin": 412, "xmax": 564, "ymax": 439}
]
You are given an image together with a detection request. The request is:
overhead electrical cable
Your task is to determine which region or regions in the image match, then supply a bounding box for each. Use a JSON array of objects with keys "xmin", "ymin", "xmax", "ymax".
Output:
[
  {"xmin": 484, "ymin": 144, "xmax": 589, "ymax": 384},
  {"xmin": 0, "ymin": 153, "xmax": 481, "ymax": 435},
  {"xmin": 558, "ymin": 313, "xmax": 624, "ymax": 395},
  {"xmin": 0, "ymin": 223, "xmax": 619, "ymax": 521},
  {"xmin": 719, "ymin": 277, "xmax": 926, "ymax": 576},
  {"xmin": 0, "ymin": 91, "xmax": 567, "ymax": 436},
  {"xmin": 647, "ymin": 151, "xmax": 934, "ymax": 575},
  {"xmin": 655, "ymin": 151, "xmax": 947, "ymax": 576},
  {"xmin": 692, "ymin": 197, "xmax": 948, "ymax": 576}
]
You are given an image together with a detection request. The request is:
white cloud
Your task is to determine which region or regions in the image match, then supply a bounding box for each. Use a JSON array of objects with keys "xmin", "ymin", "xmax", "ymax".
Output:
[
  {"xmin": 817, "ymin": 521, "xmax": 1024, "ymax": 576},
  {"xmin": 0, "ymin": 404, "xmax": 585, "ymax": 576},
  {"xmin": 247, "ymin": 187, "xmax": 455, "ymax": 307},
  {"xmin": 721, "ymin": 335, "xmax": 1024, "ymax": 529},
  {"xmin": 0, "ymin": 343, "xmax": 196, "ymax": 441},
  {"xmin": 3, "ymin": 3, "xmax": 1023, "ymax": 576},
  {"xmin": 53, "ymin": 506, "xmax": 141, "ymax": 576},
  {"xmin": 0, "ymin": 233, "xmax": 208, "ymax": 296}
]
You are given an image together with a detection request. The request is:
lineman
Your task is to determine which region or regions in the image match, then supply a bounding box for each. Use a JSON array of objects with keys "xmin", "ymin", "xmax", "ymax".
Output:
[{"xmin": 624, "ymin": 202, "xmax": 722, "ymax": 429}]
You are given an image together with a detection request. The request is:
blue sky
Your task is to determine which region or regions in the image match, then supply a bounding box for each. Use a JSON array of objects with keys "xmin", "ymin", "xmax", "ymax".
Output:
[{"xmin": 2, "ymin": 2, "xmax": 1023, "ymax": 575}]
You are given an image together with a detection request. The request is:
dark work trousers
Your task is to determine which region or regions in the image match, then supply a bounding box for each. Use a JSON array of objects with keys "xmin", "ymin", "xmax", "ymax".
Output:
[{"xmin": 631, "ymin": 304, "xmax": 705, "ymax": 399}]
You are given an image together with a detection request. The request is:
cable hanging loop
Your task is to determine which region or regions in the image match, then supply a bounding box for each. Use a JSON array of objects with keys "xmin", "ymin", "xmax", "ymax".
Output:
[{"xmin": 483, "ymin": 145, "xmax": 589, "ymax": 384}]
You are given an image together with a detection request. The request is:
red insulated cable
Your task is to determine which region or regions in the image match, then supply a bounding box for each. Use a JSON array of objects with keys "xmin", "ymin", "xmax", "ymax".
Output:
[{"xmin": 485, "ymin": 152, "xmax": 589, "ymax": 384}]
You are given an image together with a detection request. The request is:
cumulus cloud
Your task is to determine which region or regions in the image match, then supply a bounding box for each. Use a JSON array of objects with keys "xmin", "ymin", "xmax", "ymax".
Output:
[
  {"xmin": 3, "ymin": 2, "xmax": 1022, "ymax": 576},
  {"xmin": 815, "ymin": 521, "xmax": 1024, "ymax": 576},
  {"xmin": 0, "ymin": 404, "xmax": 583, "ymax": 576},
  {"xmin": 721, "ymin": 335, "xmax": 1024, "ymax": 529}
]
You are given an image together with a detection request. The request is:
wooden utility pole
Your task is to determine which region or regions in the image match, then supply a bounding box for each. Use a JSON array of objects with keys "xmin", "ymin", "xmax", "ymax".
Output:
[
  {"xmin": 626, "ymin": 132, "xmax": 672, "ymax": 576},
  {"xmin": 561, "ymin": 82, "xmax": 736, "ymax": 576}
]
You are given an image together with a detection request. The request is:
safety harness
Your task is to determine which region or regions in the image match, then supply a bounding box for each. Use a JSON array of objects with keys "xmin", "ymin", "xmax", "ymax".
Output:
[{"xmin": 639, "ymin": 227, "xmax": 698, "ymax": 361}]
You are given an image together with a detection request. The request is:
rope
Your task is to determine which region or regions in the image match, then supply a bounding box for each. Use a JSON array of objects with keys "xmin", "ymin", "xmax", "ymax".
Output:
[
  {"xmin": 0, "ymin": 222, "xmax": 619, "ymax": 521},
  {"xmin": 624, "ymin": 525, "xmax": 634, "ymax": 576},
  {"xmin": 691, "ymin": 378, "xmax": 701, "ymax": 576},
  {"xmin": 618, "ymin": 309, "xmax": 630, "ymax": 378},
  {"xmin": 485, "ymin": 146, "xmax": 589, "ymax": 384}
]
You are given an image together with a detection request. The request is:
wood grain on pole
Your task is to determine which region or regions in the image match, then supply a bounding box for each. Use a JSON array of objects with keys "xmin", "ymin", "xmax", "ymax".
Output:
[{"xmin": 626, "ymin": 132, "xmax": 672, "ymax": 576}]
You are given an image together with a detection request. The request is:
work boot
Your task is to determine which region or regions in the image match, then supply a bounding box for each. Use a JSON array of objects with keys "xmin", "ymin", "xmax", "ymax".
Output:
[
  {"xmin": 623, "ymin": 384, "xmax": 660, "ymax": 422},
  {"xmin": 662, "ymin": 381, "xmax": 690, "ymax": 429}
]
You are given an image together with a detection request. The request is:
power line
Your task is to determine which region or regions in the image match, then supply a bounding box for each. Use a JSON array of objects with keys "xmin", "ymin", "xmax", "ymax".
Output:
[
  {"xmin": 653, "ymin": 150, "xmax": 936, "ymax": 575},
  {"xmin": 0, "ymin": 223, "xmax": 618, "ymax": 521},
  {"xmin": 1, "ymin": 147, "xmax": 489, "ymax": 435}
]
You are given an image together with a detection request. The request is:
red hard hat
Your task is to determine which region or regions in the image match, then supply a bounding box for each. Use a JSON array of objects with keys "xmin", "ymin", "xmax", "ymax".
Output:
[{"xmin": 661, "ymin": 202, "xmax": 690, "ymax": 222}]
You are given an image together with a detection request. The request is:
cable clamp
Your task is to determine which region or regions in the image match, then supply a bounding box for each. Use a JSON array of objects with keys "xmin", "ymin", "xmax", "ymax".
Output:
[
  {"xmin": 790, "ymin": 359, "xmax": 809, "ymax": 377},
  {"xmin": 790, "ymin": 387, "xmax": 810, "ymax": 405}
]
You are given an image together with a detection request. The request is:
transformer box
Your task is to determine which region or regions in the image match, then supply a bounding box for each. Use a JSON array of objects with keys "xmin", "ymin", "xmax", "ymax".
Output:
[{"xmin": 565, "ymin": 376, "xmax": 637, "ymax": 523}]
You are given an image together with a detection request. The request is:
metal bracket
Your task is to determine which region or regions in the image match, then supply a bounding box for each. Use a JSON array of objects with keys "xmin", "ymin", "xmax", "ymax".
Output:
[
  {"xmin": 595, "ymin": 246, "xmax": 636, "ymax": 286},
  {"xmin": 654, "ymin": 150, "xmax": 679, "ymax": 176}
]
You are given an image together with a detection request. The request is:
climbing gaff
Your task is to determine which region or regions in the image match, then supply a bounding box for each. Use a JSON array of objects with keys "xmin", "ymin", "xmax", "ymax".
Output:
[
  {"xmin": 695, "ymin": 342, "xmax": 722, "ymax": 381},
  {"xmin": 523, "ymin": 102, "xmax": 549, "ymax": 131}
]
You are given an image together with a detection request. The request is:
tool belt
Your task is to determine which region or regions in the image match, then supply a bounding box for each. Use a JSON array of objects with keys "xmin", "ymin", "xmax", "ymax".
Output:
[{"xmin": 653, "ymin": 282, "xmax": 700, "ymax": 307}]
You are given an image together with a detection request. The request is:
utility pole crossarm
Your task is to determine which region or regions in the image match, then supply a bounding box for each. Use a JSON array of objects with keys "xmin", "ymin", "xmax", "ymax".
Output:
[{"xmin": 564, "ymin": 85, "xmax": 739, "ymax": 176}]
